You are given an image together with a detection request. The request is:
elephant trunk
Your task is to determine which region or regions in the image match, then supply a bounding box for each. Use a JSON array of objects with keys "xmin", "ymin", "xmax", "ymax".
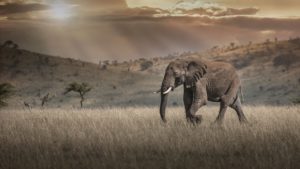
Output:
[
  {"xmin": 160, "ymin": 92, "xmax": 168, "ymax": 122},
  {"xmin": 159, "ymin": 70, "xmax": 174, "ymax": 122}
]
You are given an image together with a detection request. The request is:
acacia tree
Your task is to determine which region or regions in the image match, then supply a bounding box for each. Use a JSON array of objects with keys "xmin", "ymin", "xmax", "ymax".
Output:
[
  {"xmin": 64, "ymin": 82, "xmax": 92, "ymax": 108},
  {"xmin": 0, "ymin": 83, "xmax": 15, "ymax": 107}
]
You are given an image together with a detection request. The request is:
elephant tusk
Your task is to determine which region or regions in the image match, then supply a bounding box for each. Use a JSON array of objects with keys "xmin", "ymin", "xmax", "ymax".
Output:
[{"xmin": 163, "ymin": 87, "xmax": 172, "ymax": 95}]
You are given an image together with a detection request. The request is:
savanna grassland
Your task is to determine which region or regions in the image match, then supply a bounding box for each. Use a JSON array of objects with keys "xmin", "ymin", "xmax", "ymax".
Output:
[{"xmin": 0, "ymin": 106, "xmax": 299, "ymax": 169}]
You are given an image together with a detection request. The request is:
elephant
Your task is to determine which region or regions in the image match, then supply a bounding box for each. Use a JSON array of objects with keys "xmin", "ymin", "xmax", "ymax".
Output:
[{"xmin": 157, "ymin": 58, "xmax": 247, "ymax": 124}]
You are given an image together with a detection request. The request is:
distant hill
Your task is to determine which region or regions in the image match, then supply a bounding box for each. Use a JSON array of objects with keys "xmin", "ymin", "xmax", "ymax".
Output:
[{"xmin": 1, "ymin": 38, "xmax": 300, "ymax": 108}]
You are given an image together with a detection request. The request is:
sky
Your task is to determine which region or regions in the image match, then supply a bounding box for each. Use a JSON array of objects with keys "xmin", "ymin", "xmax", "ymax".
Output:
[{"xmin": 0, "ymin": 0, "xmax": 300, "ymax": 62}]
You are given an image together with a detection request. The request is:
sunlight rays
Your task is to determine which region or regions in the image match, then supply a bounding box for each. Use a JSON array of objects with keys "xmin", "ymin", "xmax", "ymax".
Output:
[{"xmin": 49, "ymin": 3, "xmax": 77, "ymax": 20}]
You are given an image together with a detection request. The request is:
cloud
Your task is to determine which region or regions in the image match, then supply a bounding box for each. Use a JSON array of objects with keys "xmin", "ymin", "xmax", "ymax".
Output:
[
  {"xmin": 170, "ymin": 1, "xmax": 259, "ymax": 16},
  {"xmin": 213, "ymin": 16, "xmax": 300, "ymax": 31},
  {"xmin": 68, "ymin": 0, "xmax": 128, "ymax": 9},
  {"xmin": 0, "ymin": 0, "xmax": 260, "ymax": 21},
  {"xmin": 72, "ymin": 4, "xmax": 259, "ymax": 23},
  {"xmin": 99, "ymin": 5, "xmax": 259, "ymax": 19},
  {"xmin": 2, "ymin": 14, "xmax": 300, "ymax": 62},
  {"xmin": 172, "ymin": 7, "xmax": 259, "ymax": 17},
  {"xmin": 0, "ymin": 2, "xmax": 49, "ymax": 15},
  {"xmin": 0, "ymin": 0, "xmax": 128, "ymax": 19},
  {"xmin": 0, "ymin": 0, "xmax": 299, "ymax": 62},
  {"xmin": 114, "ymin": 6, "xmax": 170, "ymax": 17}
]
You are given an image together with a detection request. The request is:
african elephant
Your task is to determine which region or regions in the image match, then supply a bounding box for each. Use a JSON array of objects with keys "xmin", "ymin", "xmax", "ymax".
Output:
[{"xmin": 157, "ymin": 58, "xmax": 247, "ymax": 124}]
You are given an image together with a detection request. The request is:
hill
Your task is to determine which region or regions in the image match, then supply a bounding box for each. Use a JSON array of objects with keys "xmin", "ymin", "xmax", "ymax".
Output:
[{"xmin": 0, "ymin": 38, "xmax": 300, "ymax": 108}]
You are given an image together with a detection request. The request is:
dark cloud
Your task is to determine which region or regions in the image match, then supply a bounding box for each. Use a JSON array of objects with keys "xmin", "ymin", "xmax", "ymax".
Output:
[
  {"xmin": 87, "ymin": 10, "xmax": 300, "ymax": 33},
  {"xmin": 0, "ymin": 2, "xmax": 49, "ymax": 15},
  {"xmin": 0, "ymin": 0, "xmax": 128, "ymax": 19},
  {"xmin": 82, "ymin": 6, "xmax": 170, "ymax": 22},
  {"xmin": 213, "ymin": 16, "xmax": 300, "ymax": 31},
  {"xmin": 0, "ymin": 0, "xmax": 259, "ymax": 21},
  {"xmin": 224, "ymin": 8, "xmax": 259, "ymax": 16},
  {"xmin": 68, "ymin": 0, "xmax": 128, "ymax": 9},
  {"xmin": 0, "ymin": 0, "xmax": 299, "ymax": 62}
]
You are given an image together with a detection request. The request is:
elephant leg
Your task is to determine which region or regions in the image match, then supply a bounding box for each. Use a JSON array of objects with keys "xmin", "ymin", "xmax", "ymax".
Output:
[
  {"xmin": 188, "ymin": 101, "xmax": 205, "ymax": 124},
  {"xmin": 215, "ymin": 102, "xmax": 228, "ymax": 124},
  {"xmin": 187, "ymin": 85, "xmax": 207, "ymax": 124},
  {"xmin": 183, "ymin": 87, "xmax": 193, "ymax": 120},
  {"xmin": 222, "ymin": 78, "xmax": 241, "ymax": 106},
  {"xmin": 230, "ymin": 97, "xmax": 247, "ymax": 123},
  {"xmin": 214, "ymin": 79, "xmax": 240, "ymax": 124}
]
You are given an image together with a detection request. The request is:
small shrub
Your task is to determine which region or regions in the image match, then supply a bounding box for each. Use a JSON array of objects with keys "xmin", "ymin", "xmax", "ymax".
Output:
[
  {"xmin": 140, "ymin": 60, "xmax": 153, "ymax": 71},
  {"xmin": 41, "ymin": 93, "xmax": 54, "ymax": 107},
  {"xmin": 0, "ymin": 83, "xmax": 15, "ymax": 107},
  {"xmin": 288, "ymin": 37, "xmax": 300, "ymax": 44},
  {"xmin": 112, "ymin": 60, "xmax": 118, "ymax": 66},
  {"xmin": 291, "ymin": 97, "xmax": 300, "ymax": 104},
  {"xmin": 273, "ymin": 53, "xmax": 300, "ymax": 70}
]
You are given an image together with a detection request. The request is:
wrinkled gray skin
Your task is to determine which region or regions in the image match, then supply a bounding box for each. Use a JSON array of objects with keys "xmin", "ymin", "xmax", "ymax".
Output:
[{"xmin": 159, "ymin": 58, "xmax": 247, "ymax": 124}]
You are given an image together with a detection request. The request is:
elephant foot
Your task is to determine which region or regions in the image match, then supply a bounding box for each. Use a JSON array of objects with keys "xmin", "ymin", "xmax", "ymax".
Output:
[
  {"xmin": 195, "ymin": 115, "xmax": 202, "ymax": 124},
  {"xmin": 161, "ymin": 118, "xmax": 167, "ymax": 123},
  {"xmin": 187, "ymin": 115, "xmax": 202, "ymax": 125}
]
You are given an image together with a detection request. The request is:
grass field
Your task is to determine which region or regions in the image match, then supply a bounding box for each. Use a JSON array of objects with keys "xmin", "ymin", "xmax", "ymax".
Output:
[{"xmin": 0, "ymin": 106, "xmax": 299, "ymax": 169}]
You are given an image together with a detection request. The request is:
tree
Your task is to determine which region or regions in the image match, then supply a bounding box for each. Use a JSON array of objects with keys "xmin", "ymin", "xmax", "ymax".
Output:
[
  {"xmin": 64, "ymin": 82, "xmax": 92, "ymax": 107},
  {"xmin": 2, "ymin": 40, "xmax": 13, "ymax": 48},
  {"xmin": 12, "ymin": 44, "xmax": 18, "ymax": 49},
  {"xmin": 0, "ymin": 83, "xmax": 15, "ymax": 107},
  {"xmin": 264, "ymin": 38, "xmax": 270, "ymax": 45},
  {"xmin": 230, "ymin": 42, "xmax": 235, "ymax": 49},
  {"xmin": 41, "ymin": 93, "xmax": 54, "ymax": 107}
]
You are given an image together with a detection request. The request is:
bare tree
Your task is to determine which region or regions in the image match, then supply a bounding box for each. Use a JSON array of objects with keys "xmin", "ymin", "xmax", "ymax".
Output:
[
  {"xmin": 64, "ymin": 82, "xmax": 92, "ymax": 108},
  {"xmin": 41, "ymin": 93, "xmax": 54, "ymax": 107},
  {"xmin": 24, "ymin": 101, "xmax": 31, "ymax": 109},
  {"xmin": 0, "ymin": 83, "xmax": 15, "ymax": 107}
]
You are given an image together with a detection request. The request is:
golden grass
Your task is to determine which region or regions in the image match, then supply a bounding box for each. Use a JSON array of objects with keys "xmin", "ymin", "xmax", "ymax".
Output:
[{"xmin": 0, "ymin": 106, "xmax": 299, "ymax": 169}]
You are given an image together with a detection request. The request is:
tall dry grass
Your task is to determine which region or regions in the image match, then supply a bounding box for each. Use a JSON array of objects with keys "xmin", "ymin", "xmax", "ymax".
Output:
[{"xmin": 0, "ymin": 106, "xmax": 299, "ymax": 169}]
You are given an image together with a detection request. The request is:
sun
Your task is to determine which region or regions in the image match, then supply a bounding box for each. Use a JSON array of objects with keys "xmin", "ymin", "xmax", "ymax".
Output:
[{"xmin": 51, "ymin": 4, "xmax": 72, "ymax": 20}]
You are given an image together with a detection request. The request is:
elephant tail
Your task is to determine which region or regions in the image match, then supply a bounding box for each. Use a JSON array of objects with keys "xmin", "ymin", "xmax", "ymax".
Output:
[{"xmin": 240, "ymin": 86, "xmax": 244, "ymax": 103}]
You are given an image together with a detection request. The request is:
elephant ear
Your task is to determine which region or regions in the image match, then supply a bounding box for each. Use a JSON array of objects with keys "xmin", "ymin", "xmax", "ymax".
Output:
[{"xmin": 185, "ymin": 61, "xmax": 207, "ymax": 88}]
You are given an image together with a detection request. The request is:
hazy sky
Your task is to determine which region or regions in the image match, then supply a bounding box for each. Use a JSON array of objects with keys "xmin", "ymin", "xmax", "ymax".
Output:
[{"xmin": 0, "ymin": 0, "xmax": 300, "ymax": 62}]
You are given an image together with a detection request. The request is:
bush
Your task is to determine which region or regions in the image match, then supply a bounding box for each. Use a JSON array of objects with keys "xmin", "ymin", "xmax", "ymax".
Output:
[
  {"xmin": 0, "ymin": 83, "xmax": 15, "ymax": 107},
  {"xmin": 292, "ymin": 97, "xmax": 300, "ymax": 104},
  {"xmin": 140, "ymin": 61, "xmax": 153, "ymax": 71},
  {"xmin": 288, "ymin": 37, "xmax": 300, "ymax": 44},
  {"xmin": 273, "ymin": 52, "xmax": 300, "ymax": 70}
]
